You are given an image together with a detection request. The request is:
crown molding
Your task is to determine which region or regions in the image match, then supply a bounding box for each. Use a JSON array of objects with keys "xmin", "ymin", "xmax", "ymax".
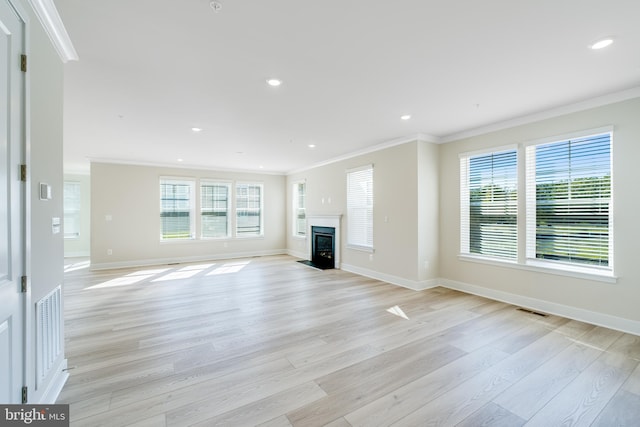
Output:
[
  {"xmin": 87, "ymin": 157, "xmax": 286, "ymax": 176},
  {"xmin": 287, "ymin": 133, "xmax": 440, "ymax": 175},
  {"xmin": 27, "ymin": 0, "xmax": 78, "ymax": 62},
  {"xmin": 440, "ymin": 86, "xmax": 640, "ymax": 143}
]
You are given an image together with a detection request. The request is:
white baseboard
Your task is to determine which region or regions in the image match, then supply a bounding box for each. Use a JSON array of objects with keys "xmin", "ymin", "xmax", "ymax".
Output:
[
  {"xmin": 341, "ymin": 263, "xmax": 439, "ymax": 291},
  {"xmin": 90, "ymin": 249, "xmax": 287, "ymax": 271},
  {"xmin": 286, "ymin": 249, "xmax": 307, "ymax": 260},
  {"xmin": 64, "ymin": 251, "xmax": 89, "ymax": 258},
  {"xmin": 439, "ymin": 278, "xmax": 640, "ymax": 336},
  {"xmin": 37, "ymin": 359, "xmax": 69, "ymax": 404}
]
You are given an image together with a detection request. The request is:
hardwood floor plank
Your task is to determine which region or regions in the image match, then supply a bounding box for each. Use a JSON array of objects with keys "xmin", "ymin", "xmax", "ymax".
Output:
[
  {"xmin": 591, "ymin": 389, "xmax": 640, "ymax": 427},
  {"xmin": 493, "ymin": 340, "xmax": 603, "ymax": 420},
  {"xmin": 487, "ymin": 330, "xmax": 573, "ymax": 383},
  {"xmin": 256, "ymin": 415, "xmax": 294, "ymax": 427},
  {"xmin": 455, "ymin": 402, "xmax": 526, "ymax": 427},
  {"xmin": 622, "ymin": 363, "xmax": 640, "ymax": 396},
  {"xmin": 523, "ymin": 351, "xmax": 638, "ymax": 426},
  {"xmin": 287, "ymin": 344, "xmax": 466, "ymax": 426},
  {"xmin": 344, "ymin": 346, "xmax": 510, "ymax": 427},
  {"xmin": 390, "ymin": 370, "xmax": 513, "ymax": 426},
  {"xmin": 321, "ymin": 418, "xmax": 353, "ymax": 427},
  {"xmin": 189, "ymin": 381, "xmax": 327, "ymax": 427},
  {"xmin": 57, "ymin": 255, "xmax": 640, "ymax": 426}
]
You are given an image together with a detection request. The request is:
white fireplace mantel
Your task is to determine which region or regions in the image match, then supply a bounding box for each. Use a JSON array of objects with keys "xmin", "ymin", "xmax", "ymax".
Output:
[{"xmin": 307, "ymin": 214, "xmax": 342, "ymax": 268}]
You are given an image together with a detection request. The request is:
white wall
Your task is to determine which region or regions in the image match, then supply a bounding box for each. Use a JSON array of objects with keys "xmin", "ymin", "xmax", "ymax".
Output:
[
  {"xmin": 90, "ymin": 162, "xmax": 286, "ymax": 269},
  {"xmin": 287, "ymin": 140, "xmax": 440, "ymax": 290},
  {"xmin": 439, "ymin": 97, "xmax": 640, "ymax": 332},
  {"xmin": 22, "ymin": 0, "xmax": 67, "ymax": 403},
  {"xmin": 63, "ymin": 173, "xmax": 90, "ymax": 257}
]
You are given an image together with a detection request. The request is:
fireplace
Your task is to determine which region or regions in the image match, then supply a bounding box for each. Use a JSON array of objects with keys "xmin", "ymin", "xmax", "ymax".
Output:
[
  {"xmin": 311, "ymin": 226, "xmax": 335, "ymax": 269},
  {"xmin": 297, "ymin": 214, "xmax": 342, "ymax": 270}
]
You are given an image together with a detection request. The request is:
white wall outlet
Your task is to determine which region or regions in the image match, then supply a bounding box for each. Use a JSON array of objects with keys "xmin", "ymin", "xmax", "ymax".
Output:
[
  {"xmin": 107, "ymin": 249, "xmax": 113, "ymax": 255},
  {"xmin": 52, "ymin": 217, "xmax": 60, "ymax": 234},
  {"xmin": 105, "ymin": 214, "xmax": 112, "ymax": 221}
]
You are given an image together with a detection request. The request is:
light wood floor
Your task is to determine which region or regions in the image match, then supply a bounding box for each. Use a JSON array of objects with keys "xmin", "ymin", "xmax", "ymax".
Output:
[{"xmin": 58, "ymin": 255, "xmax": 640, "ymax": 426}]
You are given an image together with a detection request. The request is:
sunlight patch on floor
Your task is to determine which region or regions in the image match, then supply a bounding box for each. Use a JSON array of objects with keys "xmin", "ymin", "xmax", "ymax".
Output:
[
  {"xmin": 85, "ymin": 259, "xmax": 253, "ymax": 289},
  {"xmin": 206, "ymin": 260, "xmax": 250, "ymax": 275},
  {"xmin": 64, "ymin": 260, "xmax": 90, "ymax": 273},
  {"xmin": 386, "ymin": 305, "xmax": 410, "ymax": 320}
]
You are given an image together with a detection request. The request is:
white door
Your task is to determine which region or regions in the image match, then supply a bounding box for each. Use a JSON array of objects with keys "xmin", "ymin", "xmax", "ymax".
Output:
[{"xmin": 0, "ymin": 0, "xmax": 26, "ymax": 404}]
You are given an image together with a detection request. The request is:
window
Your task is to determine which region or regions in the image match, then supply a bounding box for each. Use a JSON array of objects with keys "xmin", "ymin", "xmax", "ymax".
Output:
[
  {"xmin": 460, "ymin": 148, "xmax": 518, "ymax": 260},
  {"xmin": 236, "ymin": 183, "xmax": 263, "ymax": 237},
  {"xmin": 160, "ymin": 178, "xmax": 195, "ymax": 240},
  {"xmin": 201, "ymin": 181, "xmax": 231, "ymax": 238},
  {"xmin": 292, "ymin": 181, "xmax": 306, "ymax": 237},
  {"xmin": 63, "ymin": 181, "xmax": 81, "ymax": 239},
  {"xmin": 347, "ymin": 165, "xmax": 373, "ymax": 249},
  {"xmin": 526, "ymin": 131, "xmax": 612, "ymax": 269}
]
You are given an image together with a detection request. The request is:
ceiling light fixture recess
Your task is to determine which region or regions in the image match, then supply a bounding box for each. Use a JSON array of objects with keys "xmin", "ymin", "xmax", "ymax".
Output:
[
  {"xmin": 266, "ymin": 78, "xmax": 282, "ymax": 87},
  {"xmin": 191, "ymin": 127, "xmax": 202, "ymax": 132},
  {"xmin": 400, "ymin": 114, "xmax": 411, "ymax": 120},
  {"xmin": 308, "ymin": 144, "xmax": 316, "ymax": 149},
  {"xmin": 590, "ymin": 38, "xmax": 614, "ymax": 50}
]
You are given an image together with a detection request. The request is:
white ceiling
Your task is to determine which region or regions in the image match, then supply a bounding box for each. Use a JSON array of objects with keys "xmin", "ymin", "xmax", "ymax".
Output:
[{"xmin": 55, "ymin": 0, "xmax": 640, "ymax": 174}]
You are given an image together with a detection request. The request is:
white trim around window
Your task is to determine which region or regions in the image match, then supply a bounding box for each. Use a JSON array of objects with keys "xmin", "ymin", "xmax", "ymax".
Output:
[
  {"xmin": 200, "ymin": 180, "xmax": 232, "ymax": 239},
  {"xmin": 235, "ymin": 182, "xmax": 264, "ymax": 238},
  {"xmin": 346, "ymin": 164, "xmax": 374, "ymax": 251},
  {"xmin": 292, "ymin": 180, "xmax": 306, "ymax": 238},
  {"xmin": 160, "ymin": 177, "xmax": 196, "ymax": 241},
  {"xmin": 458, "ymin": 127, "xmax": 616, "ymax": 282}
]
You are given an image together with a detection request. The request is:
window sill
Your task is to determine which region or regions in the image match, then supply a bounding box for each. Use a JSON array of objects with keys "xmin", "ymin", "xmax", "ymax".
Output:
[
  {"xmin": 347, "ymin": 244, "xmax": 374, "ymax": 253},
  {"xmin": 292, "ymin": 235, "xmax": 306, "ymax": 240},
  {"xmin": 458, "ymin": 254, "xmax": 617, "ymax": 284},
  {"xmin": 160, "ymin": 238, "xmax": 196, "ymax": 244},
  {"xmin": 160, "ymin": 236, "xmax": 265, "ymax": 244}
]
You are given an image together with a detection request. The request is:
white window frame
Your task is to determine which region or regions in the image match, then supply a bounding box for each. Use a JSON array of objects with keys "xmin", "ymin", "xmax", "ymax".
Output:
[
  {"xmin": 459, "ymin": 146, "xmax": 518, "ymax": 261},
  {"xmin": 458, "ymin": 127, "xmax": 616, "ymax": 283},
  {"xmin": 63, "ymin": 181, "xmax": 81, "ymax": 240},
  {"xmin": 346, "ymin": 164, "xmax": 374, "ymax": 251},
  {"xmin": 525, "ymin": 127, "xmax": 613, "ymax": 276},
  {"xmin": 200, "ymin": 180, "xmax": 232, "ymax": 239},
  {"xmin": 235, "ymin": 182, "xmax": 264, "ymax": 238},
  {"xmin": 292, "ymin": 180, "xmax": 306, "ymax": 238},
  {"xmin": 160, "ymin": 177, "xmax": 196, "ymax": 241}
]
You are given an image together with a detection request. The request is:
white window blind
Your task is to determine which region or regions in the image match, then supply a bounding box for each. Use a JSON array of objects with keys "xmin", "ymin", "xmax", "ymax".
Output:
[
  {"xmin": 201, "ymin": 181, "xmax": 231, "ymax": 238},
  {"xmin": 526, "ymin": 132, "xmax": 612, "ymax": 269},
  {"xmin": 347, "ymin": 165, "xmax": 373, "ymax": 249},
  {"xmin": 460, "ymin": 149, "xmax": 518, "ymax": 260},
  {"xmin": 160, "ymin": 178, "xmax": 195, "ymax": 240},
  {"xmin": 236, "ymin": 183, "xmax": 263, "ymax": 237},
  {"xmin": 292, "ymin": 181, "xmax": 306, "ymax": 237},
  {"xmin": 63, "ymin": 181, "xmax": 81, "ymax": 239}
]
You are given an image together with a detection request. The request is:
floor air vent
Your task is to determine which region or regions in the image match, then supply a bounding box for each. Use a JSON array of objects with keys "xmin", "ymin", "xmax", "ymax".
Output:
[{"xmin": 516, "ymin": 307, "xmax": 548, "ymax": 317}]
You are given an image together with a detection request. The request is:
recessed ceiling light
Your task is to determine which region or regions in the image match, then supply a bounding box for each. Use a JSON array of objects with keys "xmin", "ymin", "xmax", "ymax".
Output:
[
  {"xmin": 266, "ymin": 78, "xmax": 282, "ymax": 87},
  {"xmin": 400, "ymin": 115, "xmax": 411, "ymax": 121},
  {"xmin": 308, "ymin": 144, "xmax": 316, "ymax": 149},
  {"xmin": 590, "ymin": 38, "xmax": 614, "ymax": 50},
  {"xmin": 191, "ymin": 127, "xmax": 202, "ymax": 132},
  {"xmin": 177, "ymin": 158, "xmax": 184, "ymax": 162}
]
